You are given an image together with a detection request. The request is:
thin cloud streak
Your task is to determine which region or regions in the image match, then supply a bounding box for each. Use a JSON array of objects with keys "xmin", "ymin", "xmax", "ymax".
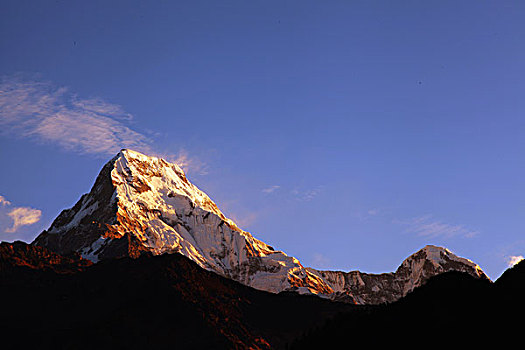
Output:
[
  {"xmin": 0, "ymin": 75, "xmax": 208, "ymax": 176},
  {"xmin": 0, "ymin": 75, "xmax": 152, "ymax": 156},
  {"xmin": 164, "ymin": 149, "xmax": 210, "ymax": 176},
  {"xmin": 398, "ymin": 215, "xmax": 478, "ymax": 239},
  {"xmin": 262, "ymin": 185, "xmax": 280, "ymax": 194},
  {"xmin": 291, "ymin": 186, "xmax": 323, "ymax": 202},
  {"xmin": 367, "ymin": 209, "xmax": 379, "ymax": 216}
]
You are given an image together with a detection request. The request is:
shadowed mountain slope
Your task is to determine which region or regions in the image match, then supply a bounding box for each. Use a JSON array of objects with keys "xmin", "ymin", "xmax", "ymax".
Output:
[
  {"xmin": 291, "ymin": 261, "xmax": 525, "ymax": 348},
  {"xmin": 0, "ymin": 241, "xmax": 356, "ymax": 349}
]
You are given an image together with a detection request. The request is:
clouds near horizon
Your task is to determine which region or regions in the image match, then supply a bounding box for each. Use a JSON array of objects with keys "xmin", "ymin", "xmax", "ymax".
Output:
[{"xmin": 0, "ymin": 195, "xmax": 42, "ymax": 233}]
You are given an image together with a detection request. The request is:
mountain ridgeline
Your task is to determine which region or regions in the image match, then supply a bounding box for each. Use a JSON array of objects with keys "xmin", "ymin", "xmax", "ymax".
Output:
[
  {"xmin": 33, "ymin": 149, "xmax": 488, "ymax": 305},
  {"xmin": 1, "ymin": 149, "xmax": 523, "ymax": 348},
  {"xmin": 0, "ymin": 240, "xmax": 523, "ymax": 349}
]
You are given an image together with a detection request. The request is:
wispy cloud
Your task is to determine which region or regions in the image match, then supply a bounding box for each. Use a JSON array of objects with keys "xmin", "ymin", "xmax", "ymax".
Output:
[
  {"xmin": 350, "ymin": 207, "xmax": 385, "ymax": 221},
  {"xmin": 367, "ymin": 209, "xmax": 379, "ymax": 216},
  {"xmin": 397, "ymin": 215, "xmax": 478, "ymax": 239},
  {"xmin": 0, "ymin": 195, "xmax": 42, "ymax": 233},
  {"xmin": 165, "ymin": 149, "xmax": 209, "ymax": 176},
  {"xmin": 0, "ymin": 75, "xmax": 152, "ymax": 156},
  {"xmin": 312, "ymin": 252, "xmax": 331, "ymax": 269},
  {"xmin": 70, "ymin": 97, "xmax": 133, "ymax": 121},
  {"xmin": 6, "ymin": 207, "xmax": 42, "ymax": 233},
  {"xmin": 262, "ymin": 185, "xmax": 280, "ymax": 194},
  {"xmin": 0, "ymin": 75, "xmax": 209, "ymax": 176},
  {"xmin": 507, "ymin": 255, "xmax": 524, "ymax": 267},
  {"xmin": 229, "ymin": 212, "xmax": 258, "ymax": 230},
  {"xmin": 291, "ymin": 186, "xmax": 323, "ymax": 201}
]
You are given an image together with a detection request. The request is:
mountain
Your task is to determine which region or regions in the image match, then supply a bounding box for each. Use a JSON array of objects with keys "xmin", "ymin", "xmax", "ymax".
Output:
[
  {"xmin": 33, "ymin": 149, "xmax": 488, "ymax": 304},
  {"xmin": 310, "ymin": 245, "xmax": 489, "ymax": 304},
  {"xmin": 0, "ymin": 241, "xmax": 356, "ymax": 349},
  {"xmin": 33, "ymin": 149, "xmax": 333, "ymax": 297}
]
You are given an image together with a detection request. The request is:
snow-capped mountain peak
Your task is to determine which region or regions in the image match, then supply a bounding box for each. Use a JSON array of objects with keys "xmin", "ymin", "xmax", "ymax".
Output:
[
  {"xmin": 401, "ymin": 245, "xmax": 485, "ymax": 275},
  {"xmin": 395, "ymin": 244, "xmax": 489, "ymax": 297},
  {"xmin": 34, "ymin": 149, "xmax": 333, "ymax": 296},
  {"xmin": 33, "ymin": 149, "xmax": 488, "ymax": 304}
]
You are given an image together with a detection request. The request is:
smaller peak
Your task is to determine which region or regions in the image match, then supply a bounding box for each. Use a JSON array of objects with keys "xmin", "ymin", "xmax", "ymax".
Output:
[{"xmin": 402, "ymin": 245, "xmax": 455, "ymax": 266}]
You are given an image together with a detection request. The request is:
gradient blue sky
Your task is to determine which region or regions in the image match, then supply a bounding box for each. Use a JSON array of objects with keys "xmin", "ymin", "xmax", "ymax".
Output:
[{"xmin": 1, "ymin": 1, "xmax": 524, "ymax": 279}]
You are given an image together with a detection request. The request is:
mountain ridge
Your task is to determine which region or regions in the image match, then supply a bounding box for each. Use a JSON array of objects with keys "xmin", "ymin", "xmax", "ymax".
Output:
[
  {"xmin": 309, "ymin": 244, "xmax": 488, "ymax": 304},
  {"xmin": 33, "ymin": 149, "xmax": 488, "ymax": 304}
]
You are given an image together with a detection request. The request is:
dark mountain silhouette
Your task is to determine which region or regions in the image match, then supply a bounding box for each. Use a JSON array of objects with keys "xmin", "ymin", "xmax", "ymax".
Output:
[
  {"xmin": 0, "ymin": 241, "xmax": 356, "ymax": 349},
  {"xmin": 291, "ymin": 260, "xmax": 525, "ymax": 348},
  {"xmin": 1, "ymin": 241, "xmax": 524, "ymax": 349}
]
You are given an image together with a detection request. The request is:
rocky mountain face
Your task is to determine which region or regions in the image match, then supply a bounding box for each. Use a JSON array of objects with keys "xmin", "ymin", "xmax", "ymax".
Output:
[{"xmin": 33, "ymin": 149, "xmax": 488, "ymax": 304}]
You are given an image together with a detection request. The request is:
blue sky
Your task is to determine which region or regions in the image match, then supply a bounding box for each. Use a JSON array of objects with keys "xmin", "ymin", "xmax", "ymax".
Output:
[{"xmin": 1, "ymin": 1, "xmax": 524, "ymax": 279}]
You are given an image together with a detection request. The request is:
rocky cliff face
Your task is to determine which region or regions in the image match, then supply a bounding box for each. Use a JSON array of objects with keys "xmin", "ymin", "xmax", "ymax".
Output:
[{"xmin": 33, "ymin": 149, "xmax": 488, "ymax": 304}]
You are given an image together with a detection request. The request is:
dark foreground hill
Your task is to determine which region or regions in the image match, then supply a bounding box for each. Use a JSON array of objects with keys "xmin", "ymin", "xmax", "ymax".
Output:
[
  {"xmin": 0, "ymin": 241, "xmax": 356, "ymax": 349},
  {"xmin": 2, "ymin": 241, "xmax": 524, "ymax": 349},
  {"xmin": 291, "ymin": 260, "xmax": 525, "ymax": 348}
]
